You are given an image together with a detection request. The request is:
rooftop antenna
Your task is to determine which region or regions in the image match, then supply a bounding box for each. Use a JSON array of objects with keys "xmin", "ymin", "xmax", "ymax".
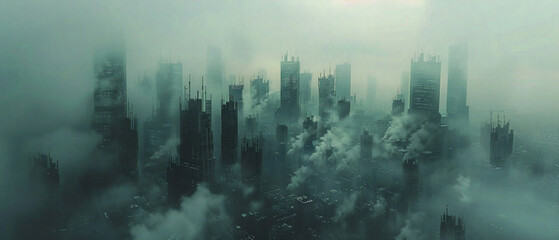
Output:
[{"xmin": 188, "ymin": 74, "xmax": 191, "ymax": 99}]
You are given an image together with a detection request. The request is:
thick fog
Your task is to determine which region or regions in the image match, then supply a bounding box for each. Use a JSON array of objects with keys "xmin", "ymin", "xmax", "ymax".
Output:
[{"xmin": 1, "ymin": 0, "xmax": 559, "ymax": 239}]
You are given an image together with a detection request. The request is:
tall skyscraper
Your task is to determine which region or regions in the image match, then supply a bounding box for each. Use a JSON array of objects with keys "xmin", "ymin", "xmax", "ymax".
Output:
[
  {"xmin": 276, "ymin": 124, "xmax": 288, "ymax": 184},
  {"xmin": 360, "ymin": 130, "xmax": 373, "ymax": 161},
  {"xmin": 241, "ymin": 136, "xmax": 263, "ymax": 196},
  {"xmin": 440, "ymin": 208, "xmax": 466, "ymax": 240},
  {"xmin": 337, "ymin": 98, "xmax": 350, "ymax": 120},
  {"xmin": 490, "ymin": 116, "xmax": 514, "ymax": 169},
  {"xmin": 335, "ymin": 63, "xmax": 351, "ymax": 100},
  {"xmin": 409, "ymin": 53, "xmax": 442, "ymax": 123},
  {"xmin": 221, "ymin": 100, "xmax": 238, "ymax": 166},
  {"xmin": 156, "ymin": 62, "xmax": 182, "ymax": 126},
  {"xmin": 318, "ymin": 74, "xmax": 336, "ymax": 121},
  {"xmin": 206, "ymin": 46, "xmax": 224, "ymax": 95},
  {"xmin": 300, "ymin": 72, "xmax": 312, "ymax": 104},
  {"xmin": 402, "ymin": 157, "xmax": 419, "ymax": 213},
  {"xmin": 277, "ymin": 54, "xmax": 300, "ymax": 122},
  {"xmin": 171, "ymin": 89, "xmax": 215, "ymax": 198},
  {"xmin": 401, "ymin": 72, "xmax": 409, "ymax": 109},
  {"xmin": 92, "ymin": 45, "xmax": 138, "ymax": 184},
  {"xmin": 447, "ymin": 44, "xmax": 470, "ymax": 129},
  {"xmin": 303, "ymin": 116, "xmax": 318, "ymax": 156},
  {"xmin": 250, "ymin": 76, "xmax": 269, "ymax": 104},
  {"xmin": 229, "ymin": 83, "xmax": 244, "ymax": 119}
]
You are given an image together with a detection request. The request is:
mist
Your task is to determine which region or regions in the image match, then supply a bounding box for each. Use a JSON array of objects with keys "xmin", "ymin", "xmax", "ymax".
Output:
[{"xmin": 1, "ymin": 0, "xmax": 559, "ymax": 239}]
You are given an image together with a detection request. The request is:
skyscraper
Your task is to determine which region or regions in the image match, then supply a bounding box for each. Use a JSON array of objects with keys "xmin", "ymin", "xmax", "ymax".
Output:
[
  {"xmin": 156, "ymin": 62, "xmax": 182, "ymax": 126},
  {"xmin": 318, "ymin": 74, "xmax": 336, "ymax": 121},
  {"xmin": 409, "ymin": 53, "xmax": 442, "ymax": 123},
  {"xmin": 241, "ymin": 136, "xmax": 263, "ymax": 196},
  {"xmin": 92, "ymin": 45, "xmax": 138, "ymax": 184},
  {"xmin": 447, "ymin": 44, "xmax": 469, "ymax": 129},
  {"xmin": 251, "ymin": 76, "xmax": 269, "ymax": 104},
  {"xmin": 174, "ymin": 89, "xmax": 215, "ymax": 197},
  {"xmin": 300, "ymin": 72, "xmax": 312, "ymax": 104},
  {"xmin": 490, "ymin": 116, "xmax": 514, "ymax": 169},
  {"xmin": 277, "ymin": 54, "xmax": 300, "ymax": 122},
  {"xmin": 229, "ymin": 83, "xmax": 244, "ymax": 119},
  {"xmin": 400, "ymin": 72, "xmax": 409, "ymax": 108},
  {"xmin": 221, "ymin": 100, "xmax": 238, "ymax": 166},
  {"xmin": 335, "ymin": 63, "xmax": 351, "ymax": 100},
  {"xmin": 440, "ymin": 208, "xmax": 466, "ymax": 240},
  {"xmin": 360, "ymin": 130, "xmax": 373, "ymax": 161},
  {"xmin": 206, "ymin": 46, "xmax": 224, "ymax": 95},
  {"xmin": 337, "ymin": 98, "xmax": 350, "ymax": 120}
]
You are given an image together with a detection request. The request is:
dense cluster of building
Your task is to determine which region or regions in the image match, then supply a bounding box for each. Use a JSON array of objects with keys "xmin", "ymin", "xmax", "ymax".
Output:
[{"xmin": 24, "ymin": 42, "xmax": 523, "ymax": 239}]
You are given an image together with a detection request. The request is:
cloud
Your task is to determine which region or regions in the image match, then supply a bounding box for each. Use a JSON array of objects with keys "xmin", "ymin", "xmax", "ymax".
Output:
[{"xmin": 130, "ymin": 186, "xmax": 230, "ymax": 240}]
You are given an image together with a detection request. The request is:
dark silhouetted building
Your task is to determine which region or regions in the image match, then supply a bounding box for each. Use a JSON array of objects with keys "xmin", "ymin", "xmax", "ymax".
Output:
[
  {"xmin": 360, "ymin": 130, "xmax": 373, "ymax": 161},
  {"xmin": 241, "ymin": 136, "xmax": 263, "ymax": 196},
  {"xmin": 277, "ymin": 54, "xmax": 300, "ymax": 122},
  {"xmin": 337, "ymin": 98, "xmax": 350, "ymax": 120},
  {"xmin": 245, "ymin": 115, "xmax": 258, "ymax": 135},
  {"xmin": 409, "ymin": 53, "xmax": 442, "ymax": 123},
  {"xmin": 335, "ymin": 63, "xmax": 351, "ymax": 100},
  {"xmin": 170, "ymin": 90, "xmax": 215, "ymax": 201},
  {"xmin": 229, "ymin": 83, "xmax": 244, "ymax": 117},
  {"xmin": 440, "ymin": 208, "xmax": 465, "ymax": 240},
  {"xmin": 490, "ymin": 117, "xmax": 514, "ymax": 169},
  {"xmin": 447, "ymin": 44, "xmax": 469, "ymax": 130},
  {"xmin": 402, "ymin": 157, "xmax": 419, "ymax": 213},
  {"xmin": 392, "ymin": 98, "xmax": 405, "ymax": 116},
  {"xmin": 401, "ymin": 72, "xmax": 409, "ymax": 109},
  {"xmin": 276, "ymin": 124, "xmax": 289, "ymax": 184},
  {"xmin": 92, "ymin": 45, "xmax": 138, "ymax": 184},
  {"xmin": 300, "ymin": 72, "xmax": 312, "ymax": 104},
  {"xmin": 303, "ymin": 116, "xmax": 318, "ymax": 155},
  {"xmin": 30, "ymin": 153, "xmax": 59, "ymax": 190},
  {"xmin": 318, "ymin": 74, "xmax": 335, "ymax": 121},
  {"xmin": 221, "ymin": 100, "xmax": 239, "ymax": 166},
  {"xmin": 251, "ymin": 76, "xmax": 269, "ymax": 104}
]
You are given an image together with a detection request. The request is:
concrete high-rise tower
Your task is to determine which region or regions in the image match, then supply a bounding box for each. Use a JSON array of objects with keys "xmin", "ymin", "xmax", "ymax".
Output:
[
  {"xmin": 277, "ymin": 54, "xmax": 300, "ymax": 122},
  {"xmin": 318, "ymin": 74, "xmax": 336, "ymax": 121},
  {"xmin": 409, "ymin": 53, "xmax": 442, "ymax": 123},
  {"xmin": 300, "ymin": 72, "xmax": 312, "ymax": 104},
  {"xmin": 335, "ymin": 63, "xmax": 351, "ymax": 100},
  {"xmin": 156, "ymin": 62, "xmax": 182, "ymax": 126},
  {"xmin": 447, "ymin": 45, "xmax": 470, "ymax": 129}
]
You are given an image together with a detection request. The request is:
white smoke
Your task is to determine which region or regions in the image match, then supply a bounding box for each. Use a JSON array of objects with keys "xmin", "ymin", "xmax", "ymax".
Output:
[{"xmin": 130, "ymin": 186, "xmax": 230, "ymax": 240}]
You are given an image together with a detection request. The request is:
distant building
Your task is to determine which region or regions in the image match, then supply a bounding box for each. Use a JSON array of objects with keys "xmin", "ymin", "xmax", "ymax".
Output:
[
  {"xmin": 241, "ymin": 136, "xmax": 263, "ymax": 196},
  {"xmin": 251, "ymin": 76, "xmax": 269, "ymax": 103},
  {"xmin": 156, "ymin": 62, "xmax": 182, "ymax": 127},
  {"xmin": 440, "ymin": 208, "xmax": 465, "ymax": 240},
  {"xmin": 409, "ymin": 53, "xmax": 442, "ymax": 123},
  {"xmin": 318, "ymin": 74, "xmax": 336, "ymax": 121},
  {"xmin": 229, "ymin": 83, "xmax": 244, "ymax": 119},
  {"xmin": 276, "ymin": 124, "xmax": 289, "ymax": 184},
  {"xmin": 303, "ymin": 116, "xmax": 318, "ymax": 156},
  {"xmin": 277, "ymin": 54, "xmax": 301, "ymax": 122},
  {"xmin": 392, "ymin": 98, "xmax": 405, "ymax": 116},
  {"xmin": 221, "ymin": 100, "xmax": 239, "ymax": 166},
  {"xmin": 447, "ymin": 44, "xmax": 469, "ymax": 130},
  {"xmin": 300, "ymin": 72, "xmax": 312, "ymax": 104},
  {"xmin": 335, "ymin": 63, "xmax": 351, "ymax": 100},
  {"xmin": 400, "ymin": 72, "xmax": 409, "ymax": 109},
  {"xmin": 29, "ymin": 153, "xmax": 59, "ymax": 191},
  {"xmin": 92, "ymin": 45, "xmax": 138, "ymax": 184},
  {"xmin": 245, "ymin": 115, "xmax": 258, "ymax": 135},
  {"xmin": 490, "ymin": 116, "xmax": 514, "ymax": 169},
  {"xmin": 402, "ymin": 157, "xmax": 419, "ymax": 213},
  {"xmin": 337, "ymin": 98, "xmax": 350, "ymax": 120},
  {"xmin": 360, "ymin": 130, "xmax": 373, "ymax": 161},
  {"xmin": 206, "ymin": 46, "xmax": 224, "ymax": 95}
]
